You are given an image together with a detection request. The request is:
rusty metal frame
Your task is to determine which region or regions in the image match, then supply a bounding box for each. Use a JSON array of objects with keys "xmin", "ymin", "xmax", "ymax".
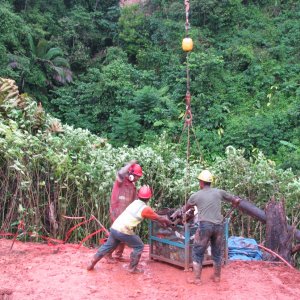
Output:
[{"xmin": 149, "ymin": 219, "xmax": 229, "ymax": 271}]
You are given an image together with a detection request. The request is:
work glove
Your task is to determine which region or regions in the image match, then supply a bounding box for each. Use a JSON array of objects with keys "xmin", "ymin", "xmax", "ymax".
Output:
[
  {"xmin": 157, "ymin": 216, "xmax": 172, "ymax": 227},
  {"xmin": 232, "ymin": 198, "xmax": 241, "ymax": 208},
  {"xmin": 129, "ymin": 159, "xmax": 137, "ymax": 165}
]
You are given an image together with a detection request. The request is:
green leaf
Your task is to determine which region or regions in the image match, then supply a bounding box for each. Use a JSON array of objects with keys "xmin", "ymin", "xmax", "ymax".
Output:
[
  {"xmin": 153, "ymin": 120, "xmax": 164, "ymax": 127},
  {"xmin": 279, "ymin": 140, "xmax": 298, "ymax": 150}
]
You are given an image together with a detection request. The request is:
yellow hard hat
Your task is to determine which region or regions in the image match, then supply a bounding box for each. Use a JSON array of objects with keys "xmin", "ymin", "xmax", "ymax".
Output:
[{"xmin": 198, "ymin": 170, "xmax": 213, "ymax": 183}]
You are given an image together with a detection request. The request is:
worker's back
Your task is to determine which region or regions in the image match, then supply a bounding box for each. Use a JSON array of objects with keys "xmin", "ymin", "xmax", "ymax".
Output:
[{"xmin": 188, "ymin": 188, "xmax": 233, "ymax": 224}]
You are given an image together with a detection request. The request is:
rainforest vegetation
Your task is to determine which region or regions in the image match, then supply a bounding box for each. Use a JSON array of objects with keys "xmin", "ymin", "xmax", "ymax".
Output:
[{"xmin": 0, "ymin": 0, "xmax": 299, "ymax": 263}]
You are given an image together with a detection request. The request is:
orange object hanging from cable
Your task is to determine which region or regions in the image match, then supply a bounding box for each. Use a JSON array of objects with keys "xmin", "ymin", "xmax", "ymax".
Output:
[{"xmin": 182, "ymin": 37, "xmax": 193, "ymax": 52}]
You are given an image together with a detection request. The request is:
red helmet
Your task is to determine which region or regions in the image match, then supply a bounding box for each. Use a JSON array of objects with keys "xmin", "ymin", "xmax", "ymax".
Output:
[
  {"xmin": 138, "ymin": 185, "xmax": 152, "ymax": 199},
  {"xmin": 129, "ymin": 164, "xmax": 143, "ymax": 177}
]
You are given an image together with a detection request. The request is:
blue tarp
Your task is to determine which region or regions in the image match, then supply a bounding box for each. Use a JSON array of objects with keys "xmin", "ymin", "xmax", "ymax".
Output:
[{"xmin": 228, "ymin": 236, "xmax": 262, "ymax": 261}]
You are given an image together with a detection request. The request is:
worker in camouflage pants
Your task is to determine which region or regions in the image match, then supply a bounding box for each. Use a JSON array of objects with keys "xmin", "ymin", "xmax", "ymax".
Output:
[{"xmin": 180, "ymin": 170, "xmax": 240, "ymax": 285}]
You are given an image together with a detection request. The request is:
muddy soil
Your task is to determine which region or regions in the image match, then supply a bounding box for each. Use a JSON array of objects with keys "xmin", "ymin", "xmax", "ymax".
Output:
[{"xmin": 0, "ymin": 238, "xmax": 300, "ymax": 300}]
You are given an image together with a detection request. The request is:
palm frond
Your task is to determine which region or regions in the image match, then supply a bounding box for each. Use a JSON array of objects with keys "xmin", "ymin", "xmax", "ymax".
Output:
[
  {"xmin": 52, "ymin": 57, "xmax": 70, "ymax": 68},
  {"xmin": 52, "ymin": 67, "xmax": 72, "ymax": 84},
  {"xmin": 45, "ymin": 47, "xmax": 64, "ymax": 60},
  {"xmin": 36, "ymin": 39, "xmax": 48, "ymax": 58},
  {"xmin": 27, "ymin": 35, "xmax": 35, "ymax": 54}
]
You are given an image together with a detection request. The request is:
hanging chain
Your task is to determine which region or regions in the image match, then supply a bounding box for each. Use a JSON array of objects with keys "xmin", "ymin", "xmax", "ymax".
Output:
[
  {"xmin": 183, "ymin": 0, "xmax": 192, "ymax": 131},
  {"xmin": 184, "ymin": 0, "xmax": 192, "ymax": 129},
  {"xmin": 184, "ymin": 0, "xmax": 192, "ymax": 207},
  {"xmin": 180, "ymin": 1, "xmax": 203, "ymax": 212},
  {"xmin": 185, "ymin": 0, "xmax": 190, "ymax": 36}
]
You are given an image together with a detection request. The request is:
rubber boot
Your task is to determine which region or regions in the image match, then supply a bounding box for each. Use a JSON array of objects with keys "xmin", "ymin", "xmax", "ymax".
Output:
[
  {"xmin": 128, "ymin": 253, "xmax": 143, "ymax": 274},
  {"xmin": 105, "ymin": 252, "xmax": 117, "ymax": 264},
  {"xmin": 114, "ymin": 243, "xmax": 126, "ymax": 261},
  {"xmin": 212, "ymin": 264, "xmax": 221, "ymax": 283},
  {"xmin": 193, "ymin": 262, "xmax": 202, "ymax": 285},
  {"xmin": 187, "ymin": 262, "xmax": 202, "ymax": 285},
  {"xmin": 87, "ymin": 255, "xmax": 101, "ymax": 271}
]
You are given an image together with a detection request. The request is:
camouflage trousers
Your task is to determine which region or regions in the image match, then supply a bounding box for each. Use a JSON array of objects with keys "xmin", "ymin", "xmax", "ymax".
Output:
[{"xmin": 192, "ymin": 221, "xmax": 223, "ymax": 266}]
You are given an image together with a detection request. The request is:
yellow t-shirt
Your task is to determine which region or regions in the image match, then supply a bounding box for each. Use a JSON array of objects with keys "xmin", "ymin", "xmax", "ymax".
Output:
[{"xmin": 111, "ymin": 199, "xmax": 147, "ymax": 235}]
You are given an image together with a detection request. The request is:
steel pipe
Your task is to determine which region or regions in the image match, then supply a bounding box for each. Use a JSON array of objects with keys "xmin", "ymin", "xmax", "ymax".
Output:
[{"xmin": 223, "ymin": 198, "xmax": 300, "ymax": 242}]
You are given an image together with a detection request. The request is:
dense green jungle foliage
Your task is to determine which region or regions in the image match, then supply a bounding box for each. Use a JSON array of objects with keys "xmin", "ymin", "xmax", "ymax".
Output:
[
  {"xmin": 0, "ymin": 1, "xmax": 299, "ymax": 264},
  {"xmin": 0, "ymin": 0, "xmax": 299, "ymax": 172},
  {"xmin": 0, "ymin": 78, "xmax": 299, "ymax": 265}
]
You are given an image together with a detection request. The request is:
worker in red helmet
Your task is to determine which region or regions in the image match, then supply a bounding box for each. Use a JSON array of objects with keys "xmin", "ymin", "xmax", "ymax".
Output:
[
  {"xmin": 106, "ymin": 160, "xmax": 143, "ymax": 262},
  {"xmin": 87, "ymin": 185, "xmax": 171, "ymax": 273}
]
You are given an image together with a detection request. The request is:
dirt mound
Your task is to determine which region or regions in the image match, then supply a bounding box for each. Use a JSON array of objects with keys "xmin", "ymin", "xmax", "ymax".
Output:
[{"xmin": 0, "ymin": 238, "xmax": 299, "ymax": 300}]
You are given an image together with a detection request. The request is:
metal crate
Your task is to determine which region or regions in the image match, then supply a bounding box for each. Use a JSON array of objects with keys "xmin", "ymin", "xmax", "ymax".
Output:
[{"xmin": 148, "ymin": 220, "xmax": 229, "ymax": 271}]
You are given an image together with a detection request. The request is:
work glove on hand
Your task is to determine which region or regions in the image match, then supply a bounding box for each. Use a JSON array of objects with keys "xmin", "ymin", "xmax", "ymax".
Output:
[
  {"xmin": 129, "ymin": 159, "xmax": 137, "ymax": 165},
  {"xmin": 157, "ymin": 216, "xmax": 172, "ymax": 227},
  {"xmin": 232, "ymin": 198, "xmax": 241, "ymax": 208}
]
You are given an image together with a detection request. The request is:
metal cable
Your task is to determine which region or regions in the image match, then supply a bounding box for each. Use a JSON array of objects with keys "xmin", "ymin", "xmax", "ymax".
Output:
[{"xmin": 184, "ymin": 0, "xmax": 191, "ymax": 208}]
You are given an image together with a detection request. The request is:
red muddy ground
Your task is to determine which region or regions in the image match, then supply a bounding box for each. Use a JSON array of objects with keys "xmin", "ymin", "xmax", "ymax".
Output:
[{"xmin": 0, "ymin": 238, "xmax": 300, "ymax": 300}]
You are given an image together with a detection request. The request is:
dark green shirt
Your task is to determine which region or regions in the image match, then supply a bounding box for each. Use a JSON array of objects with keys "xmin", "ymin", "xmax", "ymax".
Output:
[{"xmin": 188, "ymin": 187, "xmax": 234, "ymax": 224}]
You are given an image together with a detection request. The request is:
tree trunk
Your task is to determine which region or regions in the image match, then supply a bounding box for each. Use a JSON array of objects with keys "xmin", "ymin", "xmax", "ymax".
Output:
[
  {"xmin": 222, "ymin": 197, "xmax": 300, "ymax": 242},
  {"xmin": 265, "ymin": 197, "xmax": 293, "ymax": 263}
]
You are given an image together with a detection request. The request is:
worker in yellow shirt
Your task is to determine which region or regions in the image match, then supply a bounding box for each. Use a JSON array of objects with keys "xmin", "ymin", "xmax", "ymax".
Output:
[{"xmin": 87, "ymin": 185, "xmax": 171, "ymax": 273}]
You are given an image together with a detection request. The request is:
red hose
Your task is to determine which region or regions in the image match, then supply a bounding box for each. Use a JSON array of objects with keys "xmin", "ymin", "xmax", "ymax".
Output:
[{"xmin": 258, "ymin": 244, "xmax": 294, "ymax": 269}]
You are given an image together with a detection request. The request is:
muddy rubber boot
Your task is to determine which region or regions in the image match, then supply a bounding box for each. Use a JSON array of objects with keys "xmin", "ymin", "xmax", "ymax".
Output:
[
  {"xmin": 193, "ymin": 262, "xmax": 202, "ymax": 285},
  {"xmin": 87, "ymin": 256, "xmax": 101, "ymax": 271},
  {"xmin": 114, "ymin": 243, "xmax": 126, "ymax": 261},
  {"xmin": 105, "ymin": 252, "xmax": 117, "ymax": 264},
  {"xmin": 187, "ymin": 262, "xmax": 202, "ymax": 285},
  {"xmin": 128, "ymin": 253, "xmax": 143, "ymax": 274},
  {"xmin": 212, "ymin": 265, "xmax": 221, "ymax": 283}
]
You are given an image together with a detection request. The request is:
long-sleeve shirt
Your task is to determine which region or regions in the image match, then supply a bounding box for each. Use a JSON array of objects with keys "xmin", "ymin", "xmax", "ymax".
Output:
[{"xmin": 109, "ymin": 164, "xmax": 137, "ymax": 222}]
